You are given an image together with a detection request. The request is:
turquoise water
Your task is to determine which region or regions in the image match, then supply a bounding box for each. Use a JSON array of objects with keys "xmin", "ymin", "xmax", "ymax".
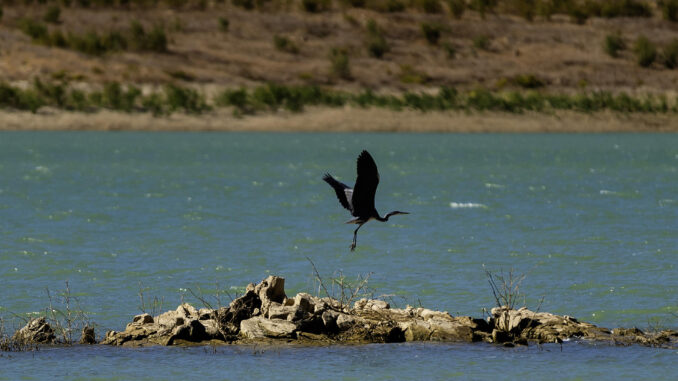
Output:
[{"xmin": 1, "ymin": 132, "xmax": 677, "ymax": 379}]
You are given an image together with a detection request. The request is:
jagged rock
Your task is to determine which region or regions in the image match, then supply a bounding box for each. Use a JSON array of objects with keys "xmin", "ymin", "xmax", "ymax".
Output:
[
  {"xmin": 336, "ymin": 313, "xmax": 358, "ymax": 331},
  {"xmin": 240, "ymin": 316, "xmax": 297, "ymax": 339},
  {"xmin": 176, "ymin": 303, "xmax": 199, "ymax": 320},
  {"xmin": 98, "ymin": 275, "xmax": 678, "ymax": 349},
  {"xmin": 321, "ymin": 310, "xmax": 340, "ymax": 332},
  {"xmin": 254, "ymin": 276, "xmax": 286, "ymax": 317},
  {"xmin": 267, "ymin": 304, "xmax": 302, "ymax": 321},
  {"xmin": 133, "ymin": 313, "xmax": 154, "ymax": 325},
  {"xmin": 12, "ymin": 317, "xmax": 56, "ymax": 344},
  {"xmin": 80, "ymin": 326, "xmax": 96, "ymax": 344},
  {"xmin": 354, "ymin": 298, "xmax": 389, "ymax": 311}
]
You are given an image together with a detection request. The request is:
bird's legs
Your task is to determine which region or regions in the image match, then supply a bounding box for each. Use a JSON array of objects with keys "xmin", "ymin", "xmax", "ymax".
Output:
[{"xmin": 350, "ymin": 223, "xmax": 365, "ymax": 251}]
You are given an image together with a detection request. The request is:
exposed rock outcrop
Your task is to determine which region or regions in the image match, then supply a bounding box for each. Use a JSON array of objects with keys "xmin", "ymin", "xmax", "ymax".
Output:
[
  {"xmin": 12, "ymin": 317, "xmax": 56, "ymax": 345},
  {"xmin": 97, "ymin": 275, "xmax": 677, "ymax": 349}
]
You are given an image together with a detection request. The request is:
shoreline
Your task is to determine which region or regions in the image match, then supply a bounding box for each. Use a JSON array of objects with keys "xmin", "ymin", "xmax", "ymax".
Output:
[{"xmin": 2, "ymin": 108, "xmax": 678, "ymax": 133}]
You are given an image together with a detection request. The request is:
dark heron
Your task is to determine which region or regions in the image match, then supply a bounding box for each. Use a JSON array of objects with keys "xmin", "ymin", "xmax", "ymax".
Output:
[{"xmin": 323, "ymin": 150, "xmax": 409, "ymax": 251}]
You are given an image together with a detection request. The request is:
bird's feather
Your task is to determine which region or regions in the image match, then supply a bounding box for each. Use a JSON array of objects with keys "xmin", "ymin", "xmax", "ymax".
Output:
[
  {"xmin": 322, "ymin": 173, "xmax": 353, "ymax": 212},
  {"xmin": 352, "ymin": 150, "xmax": 379, "ymax": 218}
]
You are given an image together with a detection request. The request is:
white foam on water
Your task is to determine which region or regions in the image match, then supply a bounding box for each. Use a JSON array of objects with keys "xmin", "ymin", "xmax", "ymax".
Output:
[{"xmin": 449, "ymin": 202, "xmax": 488, "ymax": 209}]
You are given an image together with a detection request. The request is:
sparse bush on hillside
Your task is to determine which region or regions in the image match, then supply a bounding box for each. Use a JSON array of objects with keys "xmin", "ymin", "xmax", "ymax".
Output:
[
  {"xmin": 366, "ymin": 19, "xmax": 389, "ymax": 58},
  {"xmin": 447, "ymin": 0, "xmax": 466, "ymax": 18},
  {"xmin": 443, "ymin": 42, "xmax": 456, "ymax": 58},
  {"xmin": 43, "ymin": 5, "xmax": 61, "ymax": 24},
  {"xmin": 218, "ymin": 17, "xmax": 229, "ymax": 32},
  {"xmin": 329, "ymin": 48, "xmax": 351, "ymax": 80},
  {"xmin": 599, "ymin": 0, "xmax": 652, "ymax": 18},
  {"xmin": 421, "ymin": 22, "xmax": 442, "ymax": 45},
  {"xmin": 512, "ymin": 74, "xmax": 544, "ymax": 88},
  {"xmin": 469, "ymin": 0, "xmax": 498, "ymax": 18},
  {"xmin": 416, "ymin": 0, "xmax": 444, "ymax": 13},
  {"xmin": 510, "ymin": 0, "xmax": 536, "ymax": 21},
  {"xmin": 232, "ymin": 0, "xmax": 255, "ymax": 10},
  {"xmin": 385, "ymin": 0, "xmax": 406, "ymax": 11},
  {"xmin": 660, "ymin": 0, "xmax": 678, "ymax": 21},
  {"xmin": 473, "ymin": 34, "xmax": 491, "ymax": 50},
  {"xmin": 273, "ymin": 35, "xmax": 299, "ymax": 54},
  {"xmin": 399, "ymin": 64, "xmax": 430, "ymax": 84},
  {"xmin": 302, "ymin": 0, "xmax": 330, "ymax": 12},
  {"xmin": 634, "ymin": 35, "xmax": 656, "ymax": 67},
  {"xmin": 661, "ymin": 39, "xmax": 678, "ymax": 69},
  {"xmin": 604, "ymin": 32, "xmax": 626, "ymax": 58}
]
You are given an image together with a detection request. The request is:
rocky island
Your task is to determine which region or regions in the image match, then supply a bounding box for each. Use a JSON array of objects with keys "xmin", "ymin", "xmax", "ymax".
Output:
[{"xmin": 10, "ymin": 275, "xmax": 678, "ymax": 350}]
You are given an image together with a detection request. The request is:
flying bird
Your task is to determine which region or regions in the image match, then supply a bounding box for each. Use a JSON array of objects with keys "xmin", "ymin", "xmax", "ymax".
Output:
[{"xmin": 323, "ymin": 150, "xmax": 409, "ymax": 251}]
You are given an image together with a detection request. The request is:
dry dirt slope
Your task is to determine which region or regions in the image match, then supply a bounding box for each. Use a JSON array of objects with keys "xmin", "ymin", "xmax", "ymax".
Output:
[{"xmin": 2, "ymin": 2, "xmax": 678, "ymax": 94}]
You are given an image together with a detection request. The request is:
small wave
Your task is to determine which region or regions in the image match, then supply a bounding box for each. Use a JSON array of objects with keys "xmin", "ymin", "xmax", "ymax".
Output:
[
  {"xmin": 449, "ymin": 202, "xmax": 487, "ymax": 209},
  {"xmin": 484, "ymin": 183, "xmax": 505, "ymax": 189}
]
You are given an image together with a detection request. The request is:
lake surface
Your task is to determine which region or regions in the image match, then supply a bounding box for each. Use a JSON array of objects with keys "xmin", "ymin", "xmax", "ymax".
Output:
[{"xmin": 1, "ymin": 132, "xmax": 676, "ymax": 379}]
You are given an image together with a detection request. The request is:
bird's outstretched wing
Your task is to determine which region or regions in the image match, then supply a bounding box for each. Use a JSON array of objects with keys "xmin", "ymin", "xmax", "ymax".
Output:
[
  {"xmin": 352, "ymin": 150, "xmax": 379, "ymax": 217},
  {"xmin": 323, "ymin": 173, "xmax": 353, "ymax": 212}
]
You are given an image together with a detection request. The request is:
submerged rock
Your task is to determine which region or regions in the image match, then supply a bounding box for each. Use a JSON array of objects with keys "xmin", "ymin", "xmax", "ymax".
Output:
[
  {"xmin": 12, "ymin": 317, "xmax": 56, "ymax": 345},
  {"xmin": 99, "ymin": 275, "xmax": 678, "ymax": 349}
]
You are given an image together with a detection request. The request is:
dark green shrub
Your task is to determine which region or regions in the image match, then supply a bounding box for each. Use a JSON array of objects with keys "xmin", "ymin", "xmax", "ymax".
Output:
[
  {"xmin": 443, "ymin": 42, "xmax": 456, "ymax": 58},
  {"xmin": 167, "ymin": 70, "xmax": 195, "ymax": 81},
  {"xmin": 329, "ymin": 48, "xmax": 351, "ymax": 80},
  {"xmin": 662, "ymin": 39, "xmax": 678, "ymax": 68},
  {"xmin": 302, "ymin": 0, "xmax": 330, "ymax": 12},
  {"xmin": 661, "ymin": 0, "xmax": 678, "ymax": 21},
  {"xmin": 345, "ymin": 0, "xmax": 366, "ymax": 7},
  {"xmin": 421, "ymin": 23, "xmax": 442, "ymax": 45},
  {"xmin": 512, "ymin": 0, "xmax": 536, "ymax": 21},
  {"xmin": 273, "ymin": 35, "xmax": 299, "ymax": 54},
  {"xmin": 399, "ymin": 64, "xmax": 429, "ymax": 84},
  {"xmin": 633, "ymin": 35, "xmax": 656, "ymax": 67},
  {"xmin": 600, "ymin": 0, "xmax": 651, "ymax": 18},
  {"xmin": 512, "ymin": 74, "xmax": 544, "ymax": 88},
  {"xmin": 218, "ymin": 17, "xmax": 229, "ymax": 32},
  {"xmin": 43, "ymin": 5, "xmax": 61, "ymax": 24},
  {"xmin": 139, "ymin": 93, "xmax": 163, "ymax": 116},
  {"xmin": 215, "ymin": 87, "xmax": 252, "ymax": 115},
  {"xmin": 417, "ymin": 0, "xmax": 443, "ymax": 13},
  {"xmin": 366, "ymin": 19, "xmax": 389, "ymax": 58},
  {"xmin": 232, "ymin": 0, "xmax": 255, "ymax": 9},
  {"xmin": 20, "ymin": 19, "xmax": 49, "ymax": 43},
  {"xmin": 144, "ymin": 25, "xmax": 168, "ymax": 53},
  {"xmin": 469, "ymin": 0, "xmax": 497, "ymax": 18},
  {"xmin": 604, "ymin": 33, "xmax": 625, "ymax": 58},
  {"xmin": 129, "ymin": 21, "xmax": 167, "ymax": 53},
  {"xmin": 386, "ymin": 0, "xmax": 405, "ymax": 11},
  {"xmin": 447, "ymin": 0, "xmax": 466, "ymax": 18},
  {"xmin": 568, "ymin": 4, "xmax": 589, "ymax": 24},
  {"xmin": 473, "ymin": 34, "xmax": 490, "ymax": 50},
  {"xmin": 164, "ymin": 84, "xmax": 208, "ymax": 113}
]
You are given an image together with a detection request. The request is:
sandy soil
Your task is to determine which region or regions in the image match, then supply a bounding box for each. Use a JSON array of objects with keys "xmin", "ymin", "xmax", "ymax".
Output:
[{"xmin": 2, "ymin": 107, "xmax": 677, "ymax": 132}]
